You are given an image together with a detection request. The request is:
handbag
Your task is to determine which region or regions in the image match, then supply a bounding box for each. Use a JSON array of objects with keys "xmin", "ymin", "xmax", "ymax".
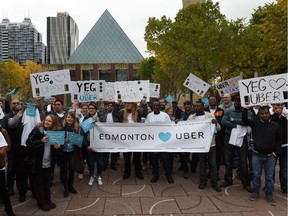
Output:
[{"xmin": 70, "ymin": 148, "xmax": 84, "ymax": 174}]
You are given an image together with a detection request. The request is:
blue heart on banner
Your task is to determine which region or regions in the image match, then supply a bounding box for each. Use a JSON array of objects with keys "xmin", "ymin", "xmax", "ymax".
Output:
[{"xmin": 158, "ymin": 132, "xmax": 172, "ymax": 142}]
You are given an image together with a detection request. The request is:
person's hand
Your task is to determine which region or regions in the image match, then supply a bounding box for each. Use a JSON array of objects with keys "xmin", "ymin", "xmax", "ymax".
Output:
[
  {"xmin": 211, "ymin": 119, "xmax": 217, "ymax": 124},
  {"xmin": 87, "ymin": 146, "xmax": 93, "ymax": 151},
  {"xmin": 65, "ymin": 138, "xmax": 70, "ymax": 143},
  {"xmin": 41, "ymin": 136, "xmax": 49, "ymax": 143},
  {"xmin": 274, "ymin": 108, "xmax": 283, "ymax": 115},
  {"xmin": 175, "ymin": 119, "xmax": 179, "ymax": 124},
  {"xmin": 54, "ymin": 143, "xmax": 61, "ymax": 149}
]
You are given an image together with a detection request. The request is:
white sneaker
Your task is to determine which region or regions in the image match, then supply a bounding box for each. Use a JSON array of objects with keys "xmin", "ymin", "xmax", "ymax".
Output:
[
  {"xmin": 78, "ymin": 174, "xmax": 83, "ymax": 180},
  {"xmin": 88, "ymin": 176, "xmax": 94, "ymax": 186},
  {"xmin": 97, "ymin": 176, "xmax": 103, "ymax": 185}
]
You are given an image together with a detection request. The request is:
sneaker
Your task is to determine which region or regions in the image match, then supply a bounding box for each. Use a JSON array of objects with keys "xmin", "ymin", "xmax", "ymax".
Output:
[
  {"xmin": 78, "ymin": 174, "xmax": 83, "ymax": 180},
  {"xmin": 266, "ymin": 195, "xmax": 276, "ymax": 206},
  {"xmin": 250, "ymin": 192, "xmax": 259, "ymax": 201},
  {"xmin": 97, "ymin": 176, "xmax": 103, "ymax": 185},
  {"xmin": 88, "ymin": 176, "xmax": 94, "ymax": 186}
]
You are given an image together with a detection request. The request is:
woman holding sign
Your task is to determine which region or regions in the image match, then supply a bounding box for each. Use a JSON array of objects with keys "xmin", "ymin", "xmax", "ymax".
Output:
[
  {"xmin": 26, "ymin": 114, "xmax": 61, "ymax": 212},
  {"xmin": 60, "ymin": 111, "xmax": 81, "ymax": 197}
]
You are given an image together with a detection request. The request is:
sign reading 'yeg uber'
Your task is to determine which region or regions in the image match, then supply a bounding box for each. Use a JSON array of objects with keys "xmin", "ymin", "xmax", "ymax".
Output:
[{"xmin": 239, "ymin": 73, "xmax": 288, "ymax": 106}]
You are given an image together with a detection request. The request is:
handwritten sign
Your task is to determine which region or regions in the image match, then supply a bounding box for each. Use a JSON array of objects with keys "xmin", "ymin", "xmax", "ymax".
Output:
[
  {"xmin": 30, "ymin": 70, "xmax": 71, "ymax": 97},
  {"xmin": 239, "ymin": 73, "xmax": 288, "ymax": 106},
  {"xmin": 216, "ymin": 76, "xmax": 241, "ymax": 96},
  {"xmin": 150, "ymin": 83, "xmax": 160, "ymax": 98},
  {"xmin": 183, "ymin": 73, "xmax": 210, "ymax": 97},
  {"xmin": 114, "ymin": 80, "xmax": 150, "ymax": 102},
  {"xmin": 70, "ymin": 80, "xmax": 106, "ymax": 103},
  {"xmin": 103, "ymin": 82, "xmax": 115, "ymax": 101},
  {"xmin": 67, "ymin": 132, "xmax": 83, "ymax": 147},
  {"xmin": 80, "ymin": 117, "xmax": 96, "ymax": 133},
  {"xmin": 46, "ymin": 131, "xmax": 65, "ymax": 145},
  {"xmin": 25, "ymin": 103, "xmax": 36, "ymax": 117}
]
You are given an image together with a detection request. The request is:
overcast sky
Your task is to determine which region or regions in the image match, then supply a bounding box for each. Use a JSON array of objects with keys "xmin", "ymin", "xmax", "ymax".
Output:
[{"xmin": 3, "ymin": 0, "xmax": 276, "ymax": 58}]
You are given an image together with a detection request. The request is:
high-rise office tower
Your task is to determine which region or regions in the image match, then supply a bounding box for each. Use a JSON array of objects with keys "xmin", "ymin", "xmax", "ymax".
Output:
[
  {"xmin": 47, "ymin": 12, "xmax": 79, "ymax": 64},
  {"xmin": 0, "ymin": 18, "xmax": 46, "ymax": 65}
]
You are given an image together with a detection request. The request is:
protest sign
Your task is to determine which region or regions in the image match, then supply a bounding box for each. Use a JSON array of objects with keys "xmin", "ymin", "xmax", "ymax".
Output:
[
  {"xmin": 25, "ymin": 103, "xmax": 36, "ymax": 117},
  {"xmin": 46, "ymin": 131, "xmax": 65, "ymax": 145},
  {"xmin": 90, "ymin": 120, "xmax": 215, "ymax": 153},
  {"xmin": 150, "ymin": 83, "xmax": 160, "ymax": 98},
  {"xmin": 216, "ymin": 76, "xmax": 241, "ymax": 96},
  {"xmin": 103, "ymin": 82, "xmax": 115, "ymax": 101},
  {"xmin": 114, "ymin": 80, "xmax": 150, "ymax": 102},
  {"xmin": 30, "ymin": 69, "xmax": 71, "ymax": 97},
  {"xmin": 67, "ymin": 132, "xmax": 83, "ymax": 147},
  {"xmin": 238, "ymin": 73, "xmax": 288, "ymax": 106},
  {"xmin": 80, "ymin": 117, "xmax": 96, "ymax": 133},
  {"xmin": 183, "ymin": 73, "xmax": 210, "ymax": 97},
  {"xmin": 70, "ymin": 80, "xmax": 105, "ymax": 102}
]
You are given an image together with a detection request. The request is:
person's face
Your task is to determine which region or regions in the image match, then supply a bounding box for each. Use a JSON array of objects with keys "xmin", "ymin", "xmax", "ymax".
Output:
[
  {"xmin": 147, "ymin": 106, "xmax": 152, "ymax": 113},
  {"xmin": 167, "ymin": 108, "xmax": 173, "ymax": 117},
  {"xmin": 259, "ymin": 109, "xmax": 270, "ymax": 121},
  {"xmin": 273, "ymin": 103, "xmax": 284, "ymax": 113},
  {"xmin": 81, "ymin": 105, "xmax": 88, "ymax": 115},
  {"xmin": 44, "ymin": 116, "xmax": 53, "ymax": 130},
  {"xmin": 11, "ymin": 99, "xmax": 20, "ymax": 111},
  {"xmin": 50, "ymin": 97, "xmax": 56, "ymax": 104},
  {"xmin": 152, "ymin": 102, "xmax": 160, "ymax": 113},
  {"xmin": 0, "ymin": 101, "xmax": 3, "ymax": 108},
  {"xmin": 125, "ymin": 103, "xmax": 133, "ymax": 110},
  {"xmin": 172, "ymin": 102, "xmax": 177, "ymax": 108},
  {"xmin": 184, "ymin": 103, "xmax": 192, "ymax": 112},
  {"xmin": 209, "ymin": 97, "xmax": 217, "ymax": 107},
  {"xmin": 194, "ymin": 102, "xmax": 204, "ymax": 113},
  {"xmin": 54, "ymin": 101, "xmax": 63, "ymax": 112},
  {"xmin": 222, "ymin": 94, "xmax": 231, "ymax": 104},
  {"xmin": 233, "ymin": 99, "xmax": 241, "ymax": 108},
  {"xmin": 88, "ymin": 106, "xmax": 97, "ymax": 115},
  {"xmin": 106, "ymin": 103, "xmax": 113, "ymax": 113},
  {"xmin": 66, "ymin": 114, "xmax": 74, "ymax": 125}
]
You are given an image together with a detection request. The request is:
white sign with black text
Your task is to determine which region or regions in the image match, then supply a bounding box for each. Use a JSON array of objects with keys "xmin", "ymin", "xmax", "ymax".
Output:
[
  {"xmin": 30, "ymin": 69, "xmax": 71, "ymax": 97},
  {"xmin": 216, "ymin": 76, "xmax": 241, "ymax": 96},
  {"xmin": 183, "ymin": 73, "xmax": 210, "ymax": 97},
  {"xmin": 238, "ymin": 73, "xmax": 288, "ymax": 106}
]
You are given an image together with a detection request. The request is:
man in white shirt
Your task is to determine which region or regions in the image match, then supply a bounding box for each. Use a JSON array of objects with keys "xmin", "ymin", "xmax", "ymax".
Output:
[{"xmin": 145, "ymin": 101, "xmax": 174, "ymax": 184}]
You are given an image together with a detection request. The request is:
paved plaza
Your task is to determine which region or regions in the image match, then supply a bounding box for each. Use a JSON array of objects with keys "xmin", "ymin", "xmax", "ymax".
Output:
[{"xmin": 1, "ymin": 155, "xmax": 287, "ymax": 216}]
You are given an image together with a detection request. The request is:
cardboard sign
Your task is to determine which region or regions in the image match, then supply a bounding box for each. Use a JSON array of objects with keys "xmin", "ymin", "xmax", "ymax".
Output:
[
  {"xmin": 46, "ymin": 131, "xmax": 65, "ymax": 145},
  {"xmin": 80, "ymin": 117, "xmax": 96, "ymax": 133},
  {"xmin": 70, "ymin": 80, "xmax": 106, "ymax": 102},
  {"xmin": 30, "ymin": 70, "xmax": 71, "ymax": 97},
  {"xmin": 25, "ymin": 103, "xmax": 37, "ymax": 117},
  {"xmin": 183, "ymin": 73, "xmax": 210, "ymax": 97},
  {"xmin": 239, "ymin": 73, "xmax": 288, "ymax": 106},
  {"xmin": 114, "ymin": 80, "xmax": 150, "ymax": 102},
  {"xmin": 67, "ymin": 132, "xmax": 83, "ymax": 147},
  {"xmin": 216, "ymin": 76, "xmax": 241, "ymax": 96},
  {"xmin": 103, "ymin": 82, "xmax": 115, "ymax": 101},
  {"xmin": 150, "ymin": 83, "xmax": 160, "ymax": 98}
]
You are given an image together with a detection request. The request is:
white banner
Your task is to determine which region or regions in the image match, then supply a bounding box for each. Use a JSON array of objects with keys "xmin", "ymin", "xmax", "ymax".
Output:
[
  {"xmin": 149, "ymin": 83, "xmax": 160, "ymax": 98},
  {"xmin": 239, "ymin": 73, "xmax": 288, "ymax": 106},
  {"xmin": 30, "ymin": 69, "xmax": 71, "ymax": 97},
  {"xmin": 216, "ymin": 76, "xmax": 241, "ymax": 96},
  {"xmin": 89, "ymin": 120, "xmax": 215, "ymax": 152}
]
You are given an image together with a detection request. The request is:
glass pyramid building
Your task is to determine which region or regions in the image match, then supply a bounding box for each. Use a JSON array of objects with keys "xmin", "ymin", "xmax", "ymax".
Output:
[{"xmin": 68, "ymin": 10, "xmax": 144, "ymax": 64}]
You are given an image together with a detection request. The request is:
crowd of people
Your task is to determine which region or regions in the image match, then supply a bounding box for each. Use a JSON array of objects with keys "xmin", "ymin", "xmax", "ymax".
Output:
[{"xmin": 0, "ymin": 93, "xmax": 287, "ymax": 215}]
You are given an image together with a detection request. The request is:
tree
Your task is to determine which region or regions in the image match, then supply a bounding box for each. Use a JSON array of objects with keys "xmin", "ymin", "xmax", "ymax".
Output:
[{"xmin": 138, "ymin": 56, "xmax": 156, "ymax": 81}]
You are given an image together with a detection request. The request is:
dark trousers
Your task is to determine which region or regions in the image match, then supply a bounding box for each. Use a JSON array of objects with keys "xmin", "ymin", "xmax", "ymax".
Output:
[
  {"xmin": 215, "ymin": 134, "xmax": 224, "ymax": 172},
  {"xmin": 198, "ymin": 146, "xmax": 218, "ymax": 185},
  {"xmin": 11, "ymin": 148, "xmax": 28, "ymax": 195},
  {"xmin": 223, "ymin": 135, "xmax": 250, "ymax": 186},
  {"xmin": 123, "ymin": 152, "xmax": 142, "ymax": 175},
  {"xmin": 191, "ymin": 153, "xmax": 199, "ymax": 171},
  {"xmin": 6, "ymin": 151, "xmax": 14, "ymax": 190},
  {"xmin": 179, "ymin": 153, "xmax": 189, "ymax": 173},
  {"xmin": 30, "ymin": 167, "xmax": 52, "ymax": 206},
  {"xmin": 60, "ymin": 151, "xmax": 74, "ymax": 186},
  {"xmin": 150, "ymin": 152, "xmax": 172, "ymax": 178},
  {"xmin": 103, "ymin": 152, "xmax": 118, "ymax": 167},
  {"xmin": 0, "ymin": 169, "xmax": 13, "ymax": 211}
]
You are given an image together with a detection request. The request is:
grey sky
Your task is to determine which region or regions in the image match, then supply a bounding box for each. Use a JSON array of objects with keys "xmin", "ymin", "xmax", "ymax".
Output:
[{"xmin": 3, "ymin": 0, "xmax": 275, "ymax": 58}]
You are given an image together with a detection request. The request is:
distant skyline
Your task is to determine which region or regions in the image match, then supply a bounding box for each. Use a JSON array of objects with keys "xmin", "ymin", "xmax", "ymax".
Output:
[{"xmin": 3, "ymin": 0, "xmax": 276, "ymax": 58}]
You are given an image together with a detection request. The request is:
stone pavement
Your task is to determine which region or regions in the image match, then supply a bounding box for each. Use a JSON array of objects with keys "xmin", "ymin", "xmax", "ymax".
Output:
[{"xmin": 0, "ymin": 155, "xmax": 287, "ymax": 216}]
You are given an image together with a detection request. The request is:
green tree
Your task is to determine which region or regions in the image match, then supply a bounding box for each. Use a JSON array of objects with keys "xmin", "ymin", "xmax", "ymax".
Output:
[{"xmin": 138, "ymin": 56, "xmax": 156, "ymax": 81}]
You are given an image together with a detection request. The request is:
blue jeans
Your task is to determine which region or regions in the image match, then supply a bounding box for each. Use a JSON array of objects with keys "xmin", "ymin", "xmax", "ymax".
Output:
[
  {"xmin": 87, "ymin": 151, "xmax": 103, "ymax": 178},
  {"xmin": 252, "ymin": 152, "xmax": 276, "ymax": 196}
]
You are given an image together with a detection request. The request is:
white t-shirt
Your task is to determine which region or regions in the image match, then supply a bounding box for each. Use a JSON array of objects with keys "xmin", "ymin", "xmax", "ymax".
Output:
[
  {"xmin": 145, "ymin": 111, "xmax": 171, "ymax": 123},
  {"xmin": 0, "ymin": 132, "xmax": 8, "ymax": 170},
  {"xmin": 106, "ymin": 113, "xmax": 114, "ymax": 123}
]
